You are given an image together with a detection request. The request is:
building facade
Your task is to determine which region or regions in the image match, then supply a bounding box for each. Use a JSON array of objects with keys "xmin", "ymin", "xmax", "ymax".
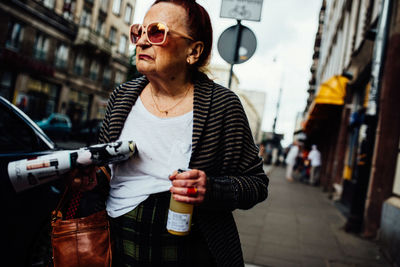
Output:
[
  {"xmin": 0, "ymin": 0, "xmax": 135, "ymax": 128},
  {"xmin": 208, "ymin": 64, "xmax": 265, "ymax": 144},
  {"xmin": 302, "ymin": 0, "xmax": 400, "ymax": 264}
]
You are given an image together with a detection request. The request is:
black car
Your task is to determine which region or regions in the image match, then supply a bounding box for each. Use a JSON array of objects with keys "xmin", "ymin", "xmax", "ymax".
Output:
[{"xmin": 0, "ymin": 96, "xmax": 63, "ymax": 266}]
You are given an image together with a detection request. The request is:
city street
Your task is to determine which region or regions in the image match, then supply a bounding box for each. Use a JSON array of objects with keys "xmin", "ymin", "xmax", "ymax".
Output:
[
  {"xmin": 56, "ymin": 140, "xmax": 393, "ymax": 267},
  {"xmin": 235, "ymin": 165, "xmax": 391, "ymax": 267}
]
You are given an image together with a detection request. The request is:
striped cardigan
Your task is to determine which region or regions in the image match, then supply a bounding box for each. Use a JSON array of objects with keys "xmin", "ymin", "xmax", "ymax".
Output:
[{"xmin": 98, "ymin": 73, "xmax": 269, "ymax": 266}]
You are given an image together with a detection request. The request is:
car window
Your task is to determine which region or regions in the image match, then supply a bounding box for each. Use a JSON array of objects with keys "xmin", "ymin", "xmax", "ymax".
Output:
[{"xmin": 0, "ymin": 104, "xmax": 35, "ymax": 153}]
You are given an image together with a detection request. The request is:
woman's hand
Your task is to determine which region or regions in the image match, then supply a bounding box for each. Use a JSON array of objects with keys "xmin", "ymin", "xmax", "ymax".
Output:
[
  {"xmin": 169, "ymin": 169, "xmax": 207, "ymax": 205},
  {"xmin": 68, "ymin": 166, "xmax": 97, "ymax": 192}
]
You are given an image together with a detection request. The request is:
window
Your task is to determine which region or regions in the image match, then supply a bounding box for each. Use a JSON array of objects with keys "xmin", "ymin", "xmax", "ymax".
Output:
[
  {"xmin": 74, "ymin": 53, "xmax": 85, "ymax": 75},
  {"xmin": 6, "ymin": 21, "xmax": 24, "ymax": 51},
  {"xmin": 124, "ymin": 4, "xmax": 132, "ymax": 24},
  {"xmin": 33, "ymin": 33, "xmax": 49, "ymax": 61},
  {"xmin": 63, "ymin": 0, "xmax": 76, "ymax": 20},
  {"xmin": 80, "ymin": 9, "xmax": 91, "ymax": 27},
  {"xmin": 100, "ymin": 0, "xmax": 108, "ymax": 12},
  {"xmin": 114, "ymin": 71, "xmax": 124, "ymax": 87},
  {"xmin": 54, "ymin": 43, "xmax": 69, "ymax": 69},
  {"xmin": 96, "ymin": 19, "xmax": 105, "ymax": 36},
  {"xmin": 103, "ymin": 66, "xmax": 111, "ymax": 86},
  {"xmin": 43, "ymin": 0, "xmax": 55, "ymax": 9},
  {"xmin": 109, "ymin": 27, "xmax": 117, "ymax": 44},
  {"xmin": 112, "ymin": 0, "xmax": 121, "ymax": 15},
  {"xmin": 118, "ymin": 35, "xmax": 127, "ymax": 54},
  {"xmin": 89, "ymin": 61, "xmax": 99, "ymax": 81}
]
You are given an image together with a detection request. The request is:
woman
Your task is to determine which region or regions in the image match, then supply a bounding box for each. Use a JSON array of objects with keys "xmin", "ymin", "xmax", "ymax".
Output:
[{"xmin": 75, "ymin": 0, "xmax": 268, "ymax": 266}]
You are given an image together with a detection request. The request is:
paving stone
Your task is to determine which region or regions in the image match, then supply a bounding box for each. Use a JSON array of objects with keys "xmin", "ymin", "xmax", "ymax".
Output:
[{"xmin": 238, "ymin": 166, "xmax": 391, "ymax": 267}]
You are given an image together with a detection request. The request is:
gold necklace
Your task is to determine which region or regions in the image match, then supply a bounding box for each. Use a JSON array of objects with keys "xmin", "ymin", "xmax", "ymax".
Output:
[{"xmin": 150, "ymin": 84, "xmax": 192, "ymax": 116}]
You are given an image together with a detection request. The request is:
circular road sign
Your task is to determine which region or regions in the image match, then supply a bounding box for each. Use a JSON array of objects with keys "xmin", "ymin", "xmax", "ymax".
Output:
[{"xmin": 218, "ymin": 24, "xmax": 257, "ymax": 64}]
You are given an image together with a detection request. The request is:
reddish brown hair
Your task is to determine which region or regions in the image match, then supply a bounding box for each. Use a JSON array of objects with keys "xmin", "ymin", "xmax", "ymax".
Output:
[{"xmin": 152, "ymin": 0, "xmax": 213, "ymax": 71}]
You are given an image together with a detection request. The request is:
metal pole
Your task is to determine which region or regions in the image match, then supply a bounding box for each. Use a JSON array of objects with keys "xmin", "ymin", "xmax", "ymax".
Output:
[
  {"xmin": 228, "ymin": 20, "xmax": 242, "ymax": 89},
  {"xmin": 272, "ymin": 86, "xmax": 282, "ymax": 134},
  {"xmin": 272, "ymin": 73, "xmax": 284, "ymax": 134}
]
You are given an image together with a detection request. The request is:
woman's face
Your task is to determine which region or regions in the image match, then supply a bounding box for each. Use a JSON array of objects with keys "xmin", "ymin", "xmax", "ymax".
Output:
[{"xmin": 135, "ymin": 3, "xmax": 192, "ymax": 79}]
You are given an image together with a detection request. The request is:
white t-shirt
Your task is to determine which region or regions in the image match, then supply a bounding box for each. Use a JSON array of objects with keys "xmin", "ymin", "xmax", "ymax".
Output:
[
  {"xmin": 308, "ymin": 149, "xmax": 321, "ymax": 167},
  {"xmin": 107, "ymin": 97, "xmax": 193, "ymax": 218}
]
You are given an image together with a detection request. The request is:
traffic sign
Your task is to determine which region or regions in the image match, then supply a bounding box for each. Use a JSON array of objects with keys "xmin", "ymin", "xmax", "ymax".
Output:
[
  {"xmin": 220, "ymin": 0, "xmax": 264, "ymax": 22},
  {"xmin": 218, "ymin": 24, "xmax": 257, "ymax": 65}
]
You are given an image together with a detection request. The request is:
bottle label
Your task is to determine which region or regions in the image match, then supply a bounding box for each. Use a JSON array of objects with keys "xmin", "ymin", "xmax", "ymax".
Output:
[{"xmin": 167, "ymin": 209, "xmax": 190, "ymax": 232}]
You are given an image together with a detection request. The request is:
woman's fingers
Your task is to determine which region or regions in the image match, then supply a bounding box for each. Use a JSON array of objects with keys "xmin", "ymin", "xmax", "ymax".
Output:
[
  {"xmin": 169, "ymin": 169, "xmax": 207, "ymax": 204},
  {"xmin": 68, "ymin": 166, "xmax": 97, "ymax": 191}
]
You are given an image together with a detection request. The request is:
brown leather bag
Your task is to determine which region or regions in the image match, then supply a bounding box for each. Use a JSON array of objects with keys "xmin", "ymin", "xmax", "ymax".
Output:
[{"xmin": 51, "ymin": 167, "xmax": 112, "ymax": 267}]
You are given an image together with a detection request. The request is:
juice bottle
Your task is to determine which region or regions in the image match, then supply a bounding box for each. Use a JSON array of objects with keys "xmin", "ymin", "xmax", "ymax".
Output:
[{"xmin": 166, "ymin": 169, "xmax": 193, "ymax": 236}]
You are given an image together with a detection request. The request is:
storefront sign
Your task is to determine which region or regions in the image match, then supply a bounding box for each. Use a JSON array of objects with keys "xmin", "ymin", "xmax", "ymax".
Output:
[{"xmin": 220, "ymin": 0, "xmax": 264, "ymax": 21}]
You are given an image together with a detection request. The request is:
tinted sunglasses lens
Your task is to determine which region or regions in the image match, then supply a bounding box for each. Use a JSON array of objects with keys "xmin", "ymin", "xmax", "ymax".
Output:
[
  {"xmin": 130, "ymin": 24, "xmax": 141, "ymax": 44},
  {"xmin": 147, "ymin": 23, "xmax": 166, "ymax": 44}
]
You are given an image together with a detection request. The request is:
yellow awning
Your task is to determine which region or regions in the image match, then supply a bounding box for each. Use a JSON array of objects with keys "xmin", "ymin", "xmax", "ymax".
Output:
[
  {"xmin": 302, "ymin": 75, "xmax": 349, "ymax": 133},
  {"xmin": 314, "ymin": 75, "xmax": 349, "ymax": 105}
]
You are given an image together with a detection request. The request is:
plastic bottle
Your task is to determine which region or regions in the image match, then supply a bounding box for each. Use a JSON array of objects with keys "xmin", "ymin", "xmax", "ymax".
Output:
[{"xmin": 166, "ymin": 169, "xmax": 193, "ymax": 236}]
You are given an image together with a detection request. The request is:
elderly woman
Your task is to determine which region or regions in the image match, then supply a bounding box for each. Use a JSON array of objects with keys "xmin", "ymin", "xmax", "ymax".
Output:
[{"xmin": 77, "ymin": 0, "xmax": 268, "ymax": 266}]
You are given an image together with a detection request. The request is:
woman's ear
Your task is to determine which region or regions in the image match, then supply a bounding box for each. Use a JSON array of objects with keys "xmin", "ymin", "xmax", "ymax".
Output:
[{"xmin": 187, "ymin": 41, "xmax": 204, "ymax": 65}]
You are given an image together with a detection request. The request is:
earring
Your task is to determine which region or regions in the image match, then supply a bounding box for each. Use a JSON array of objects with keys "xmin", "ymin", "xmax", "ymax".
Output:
[{"xmin": 187, "ymin": 58, "xmax": 191, "ymax": 64}]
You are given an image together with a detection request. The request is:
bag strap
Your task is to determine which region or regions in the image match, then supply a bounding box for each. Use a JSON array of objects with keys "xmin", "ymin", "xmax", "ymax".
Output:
[
  {"xmin": 51, "ymin": 184, "xmax": 71, "ymax": 222},
  {"xmin": 99, "ymin": 166, "xmax": 111, "ymax": 181},
  {"xmin": 51, "ymin": 166, "xmax": 111, "ymax": 222}
]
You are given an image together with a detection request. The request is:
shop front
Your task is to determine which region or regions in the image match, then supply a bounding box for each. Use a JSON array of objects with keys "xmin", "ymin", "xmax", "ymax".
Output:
[
  {"xmin": 15, "ymin": 77, "xmax": 60, "ymax": 121},
  {"xmin": 303, "ymin": 75, "xmax": 349, "ymax": 191},
  {"xmin": 66, "ymin": 88, "xmax": 92, "ymax": 130}
]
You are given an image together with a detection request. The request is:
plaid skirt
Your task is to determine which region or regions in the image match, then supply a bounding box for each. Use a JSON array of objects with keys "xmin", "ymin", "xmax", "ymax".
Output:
[{"xmin": 110, "ymin": 192, "xmax": 216, "ymax": 267}]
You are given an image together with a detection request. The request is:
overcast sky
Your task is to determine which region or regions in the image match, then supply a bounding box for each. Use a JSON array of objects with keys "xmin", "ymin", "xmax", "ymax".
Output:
[{"xmin": 132, "ymin": 0, "xmax": 322, "ymax": 147}]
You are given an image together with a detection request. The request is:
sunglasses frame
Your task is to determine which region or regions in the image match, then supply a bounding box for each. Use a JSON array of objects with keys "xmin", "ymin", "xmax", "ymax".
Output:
[{"xmin": 130, "ymin": 21, "xmax": 194, "ymax": 45}]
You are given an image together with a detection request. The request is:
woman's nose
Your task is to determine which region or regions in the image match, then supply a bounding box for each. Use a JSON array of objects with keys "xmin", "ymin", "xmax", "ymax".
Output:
[{"xmin": 136, "ymin": 31, "xmax": 150, "ymax": 46}]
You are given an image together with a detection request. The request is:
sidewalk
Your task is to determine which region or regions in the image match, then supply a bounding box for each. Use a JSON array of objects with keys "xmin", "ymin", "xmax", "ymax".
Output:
[{"xmin": 234, "ymin": 165, "xmax": 391, "ymax": 267}]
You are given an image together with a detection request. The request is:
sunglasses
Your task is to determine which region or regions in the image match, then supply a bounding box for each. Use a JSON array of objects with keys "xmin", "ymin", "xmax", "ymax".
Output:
[{"xmin": 130, "ymin": 22, "xmax": 194, "ymax": 45}]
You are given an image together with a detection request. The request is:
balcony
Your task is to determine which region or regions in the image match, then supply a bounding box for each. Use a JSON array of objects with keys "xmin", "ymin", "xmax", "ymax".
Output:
[
  {"xmin": 8, "ymin": 0, "xmax": 77, "ymax": 38},
  {"xmin": 74, "ymin": 26, "xmax": 112, "ymax": 56}
]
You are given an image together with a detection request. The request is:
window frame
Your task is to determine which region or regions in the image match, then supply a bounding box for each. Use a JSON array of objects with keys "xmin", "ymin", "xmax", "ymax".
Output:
[
  {"xmin": 6, "ymin": 21, "xmax": 24, "ymax": 51},
  {"xmin": 112, "ymin": 0, "xmax": 122, "ymax": 15},
  {"xmin": 33, "ymin": 32, "xmax": 49, "ymax": 61},
  {"xmin": 124, "ymin": 4, "xmax": 132, "ymax": 24},
  {"xmin": 118, "ymin": 34, "xmax": 127, "ymax": 55},
  {"xmin": 80, "ymin": 8, "xmax": 92, "ymax": 27},
  {"xmin": 43, "ymin": 0, "xmax": 56, "ymax": 9},
  {"xmin": 54, "ymin": 43, "xmax": 69, "ymax": 69},
  {"xmin": 89, "ymin": 60, "xmax": 100, "ymax": 81},
  {"xmin": 109, "ymin": 27, "xmax": 117, "ymax": 45},
  {"xmin": 102, "ymin": 66, "xmax": 112, "ymax": 86},
  {"xmin": 74, "ymin": 53, "xmax": 85, "ymax": 75}
]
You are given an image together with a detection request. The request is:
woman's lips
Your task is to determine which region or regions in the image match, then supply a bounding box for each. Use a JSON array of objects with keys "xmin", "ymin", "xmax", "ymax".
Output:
[{"xmin": 138, "ymin": 54, "xmax": 153, "ymax": 60}]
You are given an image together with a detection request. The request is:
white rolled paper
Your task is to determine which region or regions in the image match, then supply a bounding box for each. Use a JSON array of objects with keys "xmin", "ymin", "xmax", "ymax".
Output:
[{"xmin": 8, "ymin": 140, "xmax": 136, "ymax": 192}]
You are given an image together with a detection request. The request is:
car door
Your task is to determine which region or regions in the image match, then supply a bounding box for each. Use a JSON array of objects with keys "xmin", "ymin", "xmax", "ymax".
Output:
[{"xmin": 0, "ymin": 97, "xmax": 63, "ymax": 266}]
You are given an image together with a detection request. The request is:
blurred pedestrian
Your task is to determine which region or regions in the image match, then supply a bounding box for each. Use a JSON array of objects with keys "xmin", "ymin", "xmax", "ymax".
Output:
[
  {"xmin": 299, "ymin": 146, "xmax": 310, "ymax": 182},
  {"xmin": 259, "ymin": 143, "xmax": 266, "ymax": 161},
  {"xmin": 285, "ymin": 140, "xmax": 299, "ymax": 182},
  {"xmin": 308, "ymin": 144, "xmax": 321, "ymax": 185},
  {"xmin": 69, "ymin": 0, "xmax": 269, "ymax": 266}
]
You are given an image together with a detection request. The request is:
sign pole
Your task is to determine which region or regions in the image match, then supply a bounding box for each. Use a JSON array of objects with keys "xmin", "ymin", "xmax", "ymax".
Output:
[{"xmin": 228, "ymin": 20, "xmax": 242, "ymax": 89}]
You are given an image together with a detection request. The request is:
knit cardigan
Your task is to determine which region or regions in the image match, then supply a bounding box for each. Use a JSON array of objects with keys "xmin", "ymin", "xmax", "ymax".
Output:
[{"xmin": 98, "ymin": 74, "xmax": 269, "ymax": 267}]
